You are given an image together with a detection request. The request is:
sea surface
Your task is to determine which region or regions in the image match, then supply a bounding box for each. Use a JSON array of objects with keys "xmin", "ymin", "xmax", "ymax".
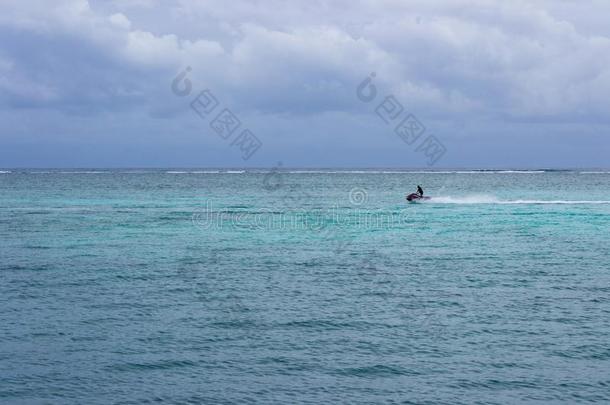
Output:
[{"xmin": 1, "ymin": 169, "xmax": 610, "ymax": 404}]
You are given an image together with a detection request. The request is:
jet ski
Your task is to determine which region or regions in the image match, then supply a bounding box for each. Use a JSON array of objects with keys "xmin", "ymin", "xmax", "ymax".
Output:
[{"xmin": 406, "ymin": 193, "xmax": 431, "ymax": 202}]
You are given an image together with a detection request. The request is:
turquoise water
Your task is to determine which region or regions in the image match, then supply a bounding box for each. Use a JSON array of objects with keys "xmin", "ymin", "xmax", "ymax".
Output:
[{"xmin": 1, "ymin": 169, "xmax": 610, "ymax": 403}]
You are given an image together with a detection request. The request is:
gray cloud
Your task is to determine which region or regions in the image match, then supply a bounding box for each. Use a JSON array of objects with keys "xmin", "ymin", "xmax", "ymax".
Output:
[{"xmin": 1, "ymin": 0, "xmax": 609, "ymax": 167}]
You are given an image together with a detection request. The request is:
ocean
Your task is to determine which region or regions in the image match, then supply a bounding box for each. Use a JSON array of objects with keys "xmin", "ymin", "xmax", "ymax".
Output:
[{"xmin": 1, "ymin": 169, "xmax": 609, "ymax": 403}]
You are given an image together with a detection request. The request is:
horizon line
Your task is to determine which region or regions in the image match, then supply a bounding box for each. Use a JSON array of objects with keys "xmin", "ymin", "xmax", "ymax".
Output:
[{"xmin": 2, "ymin": 167, "xmax": 610, "ymax": 171}]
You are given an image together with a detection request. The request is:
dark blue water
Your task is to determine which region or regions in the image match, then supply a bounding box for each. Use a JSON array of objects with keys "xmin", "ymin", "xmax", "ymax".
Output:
[{"xmin": 1, "ymin": 169, "xmax": 610, "ymax": 403}]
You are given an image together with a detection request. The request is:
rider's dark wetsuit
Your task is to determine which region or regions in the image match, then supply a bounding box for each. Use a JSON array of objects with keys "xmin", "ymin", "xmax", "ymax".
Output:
[{"xmin": 417, "ymin": 186, "xmax": 424, "ymax": 196}]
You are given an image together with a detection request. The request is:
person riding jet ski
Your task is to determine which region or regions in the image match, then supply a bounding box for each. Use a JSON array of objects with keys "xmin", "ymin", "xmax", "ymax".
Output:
[{"xmin": 406, "ymin": 185, "xmax": 430, "ymax": 202}]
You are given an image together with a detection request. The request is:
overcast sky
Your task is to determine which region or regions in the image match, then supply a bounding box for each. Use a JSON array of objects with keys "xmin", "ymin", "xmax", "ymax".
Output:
[{"xmin": 1, "ymin": 0, "xmax": 609, "ymax": 168}]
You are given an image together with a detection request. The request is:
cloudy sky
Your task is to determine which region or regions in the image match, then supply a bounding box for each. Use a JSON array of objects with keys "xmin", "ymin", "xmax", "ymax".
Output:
[{"xmin": 1, "ymin": 0, "xmax": 609, "ymax": 168}]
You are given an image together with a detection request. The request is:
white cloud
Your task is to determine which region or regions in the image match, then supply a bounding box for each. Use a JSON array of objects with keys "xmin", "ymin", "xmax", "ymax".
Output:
[
  {"xmin": 1, "ymin": 0, "xmax": 610, "ymax": 168},
  {"xmin": 109, "ymin": 13, "xmax": 131, "ymax": 30}
]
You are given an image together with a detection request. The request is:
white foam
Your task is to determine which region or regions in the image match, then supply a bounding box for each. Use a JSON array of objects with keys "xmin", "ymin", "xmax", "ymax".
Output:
[
  {"xmin": 442, "ymin": 170, "xmax": 546, "ymax": 174},
  {"xmin": 286, "ymin": 170, "xmax": 402, "ymax": 174},
  {"xmin": 0, "ymin": 171, "xmax": 11, "ymax": 174},
  {"xmin": 166, "ymin": 170, "xmax": 226, "ymax": 174},
  {"xmin": 432, "ymin": 195, "xmax": 502, "ymax": 204},
  {"xmin": 282, "ymin": 170, "xmax": 548, "ymax": 174},
  {"xmin": 494, "ymin": 170, "xmax": 546, "ymax": 174},
  {"xmin": 504, "ymin": 200, "xmax": 610, "ymax": 205},
  {"xmin": 58, "ymin": 171, "xmax": 109, "ymax": 174},
  {"xmin": 431, "ymin": 195, "xmax": 610, "ymax": 205},
  {"xmin": 30, "ymin": 171, "xmax": 100, "ymax": 174}
]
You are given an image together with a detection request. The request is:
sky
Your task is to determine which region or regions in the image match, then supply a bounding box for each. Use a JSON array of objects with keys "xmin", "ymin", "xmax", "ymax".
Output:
[{"xmin": 1, "ymin": 0, "xmax": 609, "ymax": 168}]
